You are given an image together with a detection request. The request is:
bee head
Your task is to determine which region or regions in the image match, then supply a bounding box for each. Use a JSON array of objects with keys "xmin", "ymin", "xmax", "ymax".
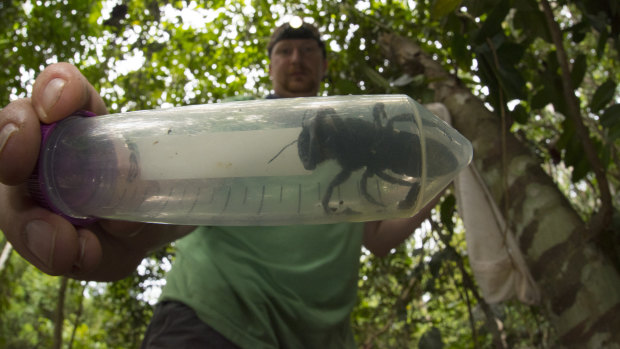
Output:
[{"xmin": 298, "ymin": 115, "xmax": 322, "ymax": 170}]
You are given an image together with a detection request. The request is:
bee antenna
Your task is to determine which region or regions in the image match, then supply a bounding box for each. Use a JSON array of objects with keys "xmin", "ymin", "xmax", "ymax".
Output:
[{"xmin": 268, "ymin": 139, "xmax": 298, "ymax": 164}]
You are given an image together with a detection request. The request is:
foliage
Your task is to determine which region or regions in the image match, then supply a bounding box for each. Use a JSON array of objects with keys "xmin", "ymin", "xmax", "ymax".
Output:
[{"xmin": 1, "ymin": 0, "xmax": 619, "ymax": 347}]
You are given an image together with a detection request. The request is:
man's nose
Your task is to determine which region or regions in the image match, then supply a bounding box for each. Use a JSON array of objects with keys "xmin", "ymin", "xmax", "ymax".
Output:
[{"xmin": 290, "ymin": 48, "xmax": 302, "ymax": 62}]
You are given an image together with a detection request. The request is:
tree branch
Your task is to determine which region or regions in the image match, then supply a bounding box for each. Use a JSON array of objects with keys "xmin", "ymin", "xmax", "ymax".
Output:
[
  {"xmin": 68, "ymin": 281, "xmax": 86, "ymax": 349},
  {"xmin": 53, "ymin": 277, "xmax": 69, "ymax": 349},
  {"xmin": 484, "ymin": 37, "xmax": 511, "ymax": 238},
  {"xmin": 431, "ymin": 220, "xmax": 508, "ymax": 349},
  {"xmin": 540, "ymin": 0, "xmax": 613, "ymax": 234},
  {"xmin": 362, "ymin": 272, "xmax": 419, "ymax": 349}
]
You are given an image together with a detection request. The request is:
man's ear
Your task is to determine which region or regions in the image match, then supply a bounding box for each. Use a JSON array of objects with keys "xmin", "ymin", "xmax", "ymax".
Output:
[{"xmin": 268, "ymin": 62, "xmax": 273, "ymax": 80}]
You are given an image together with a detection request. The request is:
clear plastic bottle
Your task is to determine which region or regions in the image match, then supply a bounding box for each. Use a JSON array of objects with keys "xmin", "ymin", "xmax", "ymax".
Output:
[{"xmin": 31, "ymin": 95, "xmax": 472, "ymax": 226}]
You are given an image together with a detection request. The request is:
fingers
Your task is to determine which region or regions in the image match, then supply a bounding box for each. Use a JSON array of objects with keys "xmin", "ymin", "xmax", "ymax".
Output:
[
  {"xmin": 98, "ymin": 220, "xmax": 146, "ymax": 238},
  {"xmin": 0, "ymin": 99, "xmax": 41, "ymax": 184},
  {"xmin": 72, "ymin": 228, "xmax": 103, "ymax": 276},
  {"xmin": 0, "ymin": 63, "xmax": 192, "ymax": 280},
  {"xmin": 1, "ymin": 181, "xmax": 191, "ymax": 279},
  {"xmin": 31, "ymin": 62, "xmax": 108, "ymax": 123},
  {"xmin": 0, "ymin": 182, "xmax": 147, "ymax": 279},
  {"xmin": 75, "ymin": 221, "xmax": 194, "ymax": 281},
  {"xmin": 0, "ymin": 62, "xmax": 109, "ymax": 277},
  {"xmin": 0, "ymin": 183, "xmax": 102, "ymax": 276},
  {"xmin": 0, "ymin": 62, "xmax": 108, "ymax": 185}
]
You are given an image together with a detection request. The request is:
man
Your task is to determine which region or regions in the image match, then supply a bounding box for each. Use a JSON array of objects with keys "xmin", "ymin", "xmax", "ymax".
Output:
[
  {"xmin": 0, "ymin": 21, "xmax": 432, "ymax": 347},
  {"xmin": 266, "ymin": 21, "xmax": 328, "ymax": 98}
]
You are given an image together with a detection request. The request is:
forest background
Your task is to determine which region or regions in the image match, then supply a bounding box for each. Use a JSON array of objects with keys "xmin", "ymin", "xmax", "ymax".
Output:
[{"xmin": 1, "ymin": 0, "xmax": 619, "ymax": 348}]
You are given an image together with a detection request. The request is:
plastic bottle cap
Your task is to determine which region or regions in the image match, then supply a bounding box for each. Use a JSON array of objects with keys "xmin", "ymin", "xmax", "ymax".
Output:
[{"xmin": 28, "ymin": 110, "xmax": 99, "ymax": 227}]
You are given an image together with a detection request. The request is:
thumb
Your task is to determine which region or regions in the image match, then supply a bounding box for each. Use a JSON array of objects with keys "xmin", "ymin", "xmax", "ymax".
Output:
[{"xmin": 31, "ymin": 62, "xmax": 108, "ymax": 123}]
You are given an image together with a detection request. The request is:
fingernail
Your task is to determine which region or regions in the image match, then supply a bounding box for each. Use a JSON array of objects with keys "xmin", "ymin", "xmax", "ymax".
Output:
[
  {"xmin": 0, "ymin": 123, "xmax": 18, "ymax": 155},
  {"xmin": 25, "ymin": 220, "xmax": 56, "ymax": 268},
  {"xmin": 73, "ymin": 235, "xmax": 87, "ymax": 272},
  {"xmin": 40, "ymin": 78, "xmax": 66, "ymax": 114}
]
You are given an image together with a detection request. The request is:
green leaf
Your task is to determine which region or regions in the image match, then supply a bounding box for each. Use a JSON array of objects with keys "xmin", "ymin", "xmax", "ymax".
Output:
[
  {"xmin": 474, "ymin": 36, "xmax": 527, "ymax": 102},
  {"xmin": 560, "ymin": 124, "xmax": 591, "ymax": 182},
  {"xmin": 334, "ymin": 78, "xmax": 359, "ymax": 94},
  {"xmin": 570, "ymin": 53, "xmax": 587, "ymax": 88},
  {"xmin": 428, "ymin": 251, "xmax": 446, "ymax": 278},
  {"xmin": 419, "ymin": 327, "xmax": 444, "ymax": 349},
  {"xmin": 600, "ymin": 104, "xmax": 620, "ymax": 128},
  {"xmin": 512, "ymin": 0, "xmax": 552, "ymax": 42},
  {"xmin": 462, "ymin": 0, "xmax": 500, "ymax": 17},
  {"xmin": 590, "ymin": 79, "xmax": 617, "ymax": 112},
  {"xmin": 450, "ymin": 33, "xmax": 471, "ymax": 71},
  {"xmin": 601, "ymin": 104, "xmax": 620, "ymax": 141},
  {"xmin": 498, "ymin": 64, "xmax": 527, "ymax": 100},
  {"xmin": 431, "ymin": 0, "xmax": 463, "ymax": 19},
  {"xmin": 474, "ymin": 0, "xmax": 510, "ymax": 43},
  {"xmin": 440, "ymin": 194, "xmax": 456, "ymax": 234},
  {"xmin": 586, "ymin": 12, "xmax": 607, "ymax": 33},
  {"xmin": 569, "ymin": 21, "xmax": 589, "ymax": 43},
  {"xmin": 531, "ymin": 86, "xmax": 552, "ymax": 109},
  {"xmin": 608, "ymin": 126, "xmax": 620, "ymax": 141},
  {"xmin": 596, "ymin": 27, "xmax": 609, "ymax": 58},
  {"xmin": 496, "ymin": 41, "xmax": 526, "ymax": 65},
  {"xmin": 511, "ymin": 103, "xmax": 529, "ymax": 124}
]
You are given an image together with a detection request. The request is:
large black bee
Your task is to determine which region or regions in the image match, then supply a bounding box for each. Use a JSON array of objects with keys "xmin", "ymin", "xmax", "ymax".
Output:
[{"xmin": 272, "ymin": 103, "xmax": 457, "ymax": 213}]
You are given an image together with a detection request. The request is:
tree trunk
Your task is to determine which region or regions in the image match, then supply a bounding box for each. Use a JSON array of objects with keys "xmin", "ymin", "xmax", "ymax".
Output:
[
  {"xmin": 53, "ymin": 277, "xmax": 69, "ymax": 349},
  {"xmin": 68, "ymin": 282, "xmax": 86, "ymax": 349},
  {"xmin": 378, "ymin": 33, "xmax": 620, "ymax": 348}
]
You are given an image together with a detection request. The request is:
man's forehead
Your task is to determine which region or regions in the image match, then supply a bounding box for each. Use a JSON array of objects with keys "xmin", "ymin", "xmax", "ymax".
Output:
[{"xmin": 273, "ymin": 38, "xmax": 320, "ymax": 47}]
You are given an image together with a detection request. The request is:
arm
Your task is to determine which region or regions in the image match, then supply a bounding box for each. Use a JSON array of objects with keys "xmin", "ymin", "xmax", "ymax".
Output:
[
  {"xmin": 363, "ymin": 194, "xmax": 439, "ymax": 257},
  {"xmin": 0, "ymin": 63, "xmax": 193, "ymax": 281}
]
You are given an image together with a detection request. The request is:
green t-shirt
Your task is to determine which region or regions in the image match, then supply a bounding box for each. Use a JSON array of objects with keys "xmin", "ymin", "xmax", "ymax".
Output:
[{"xmin": 160, "ymin": 223, "xmax": 364, "ymax": 348}]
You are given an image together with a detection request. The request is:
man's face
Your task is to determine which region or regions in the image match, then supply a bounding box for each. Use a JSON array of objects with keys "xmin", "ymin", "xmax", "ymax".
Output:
[{"xmin": 269, "ymin": 39, "xmax": 328, "ymax": 98}]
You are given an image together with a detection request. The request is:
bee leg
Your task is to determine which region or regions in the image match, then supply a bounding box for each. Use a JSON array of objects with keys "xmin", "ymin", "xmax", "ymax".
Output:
[
  {"xmin": 398, "ymin": 182, "xmax": 420, "ymax": 209},
  {"xmin": 375, "ymin": 171, "xmax": 414, "ymax": 187},
  {"xmin": 372, "ymin": 102, "xmax": 387, "ymax": 128},
  {"xmin": 323, "ymin": 169, "xmax": 352, "ymax": 213},
  {"xmin": 360, "ymin": 170, "xmax": 384, "ymax": 206}
]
